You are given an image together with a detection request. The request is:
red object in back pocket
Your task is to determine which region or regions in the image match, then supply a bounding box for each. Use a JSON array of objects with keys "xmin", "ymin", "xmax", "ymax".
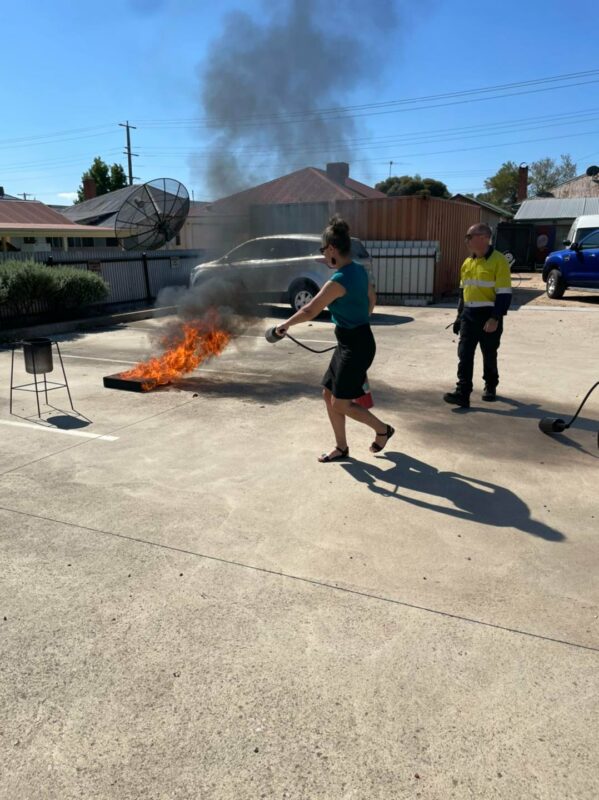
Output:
[{"xmin": 353, "ymin": 377, "xmax": 374, "ymax": 409}]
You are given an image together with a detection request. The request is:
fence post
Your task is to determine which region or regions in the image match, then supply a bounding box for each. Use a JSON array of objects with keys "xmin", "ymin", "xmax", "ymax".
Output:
[{"xmin": 142, "ymin": 252, "xmax": 153, "ymax": 302}]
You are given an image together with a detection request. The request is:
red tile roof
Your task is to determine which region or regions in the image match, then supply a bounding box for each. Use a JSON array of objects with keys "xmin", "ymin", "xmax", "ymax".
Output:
[{"xmin": 208, "ymin": 167, "xmax": 385, "ymax": 212}]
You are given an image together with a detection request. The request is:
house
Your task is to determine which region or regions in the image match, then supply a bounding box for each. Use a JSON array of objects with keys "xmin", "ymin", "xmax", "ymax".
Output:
[
  {"xmin": 549, "ymin": 171, "xmax": 599, "ymax": 199},
  {"xmin": 451, "ymin": 194, "xmax": 512, "ymax": 230},
  {"xmin": 198, "ymin": 163, "xmax": 386, "ymax": 253},
  {"xmin": 62, "ymin": 182, "xmax": 208, "ymax": 251},
  {"xmin": 0, "ymin": 196, "xmax": 113, "ymax": 254}
]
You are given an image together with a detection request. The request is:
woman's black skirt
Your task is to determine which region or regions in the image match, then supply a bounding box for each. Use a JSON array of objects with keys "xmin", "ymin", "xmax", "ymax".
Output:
[{"xmin": 321, "ymin": 324, "xmax": 376, "ymax": 400}]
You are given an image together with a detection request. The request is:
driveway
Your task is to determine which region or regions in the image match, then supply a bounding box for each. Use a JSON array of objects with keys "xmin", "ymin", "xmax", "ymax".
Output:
[{"xmin": 1, "ymin": 302, "xmax": 597, "ymax": 799}]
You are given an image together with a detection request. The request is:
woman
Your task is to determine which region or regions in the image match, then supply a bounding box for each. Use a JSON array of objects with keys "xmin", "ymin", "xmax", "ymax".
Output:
[{"xmin": 276, "ymin": 216, "xmax": 394, "ymax": 462}]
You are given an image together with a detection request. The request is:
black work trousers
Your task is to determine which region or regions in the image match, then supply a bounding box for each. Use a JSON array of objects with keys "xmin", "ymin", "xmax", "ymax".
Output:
[{"xmin": 456, "ymin": 308, "xmax": 503, "ymax": 396}]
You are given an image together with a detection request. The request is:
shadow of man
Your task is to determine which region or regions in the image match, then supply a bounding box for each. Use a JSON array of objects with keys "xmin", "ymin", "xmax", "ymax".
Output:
[
  {"xmin": 341, "ymin": 452, "xmax": 564, "ymax": 542},
  {"xmin": 453, "ymin": 396, "xmax": 598, "ymax": 458}
]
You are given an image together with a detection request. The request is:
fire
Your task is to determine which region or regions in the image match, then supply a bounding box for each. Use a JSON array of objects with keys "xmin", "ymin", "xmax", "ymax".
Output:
[{"xmin": 121, "ymin": 317, "xmax": 231, "ymax": 390}]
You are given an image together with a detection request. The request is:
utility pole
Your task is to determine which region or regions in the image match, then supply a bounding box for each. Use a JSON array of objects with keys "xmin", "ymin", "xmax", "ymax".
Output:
[
  {"xmin": 389, "ymin": 160, "xmax": 393, "ymax": 178},
  {"xmin": 119, "ymin": 121, "xmax": 138, "ymax": 185}
]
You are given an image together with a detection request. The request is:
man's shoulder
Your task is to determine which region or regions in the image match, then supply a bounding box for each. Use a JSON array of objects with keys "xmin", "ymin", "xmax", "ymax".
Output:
[{"xmin": 490, "ymin": 249, "xmax": 509, "ymax": 267}]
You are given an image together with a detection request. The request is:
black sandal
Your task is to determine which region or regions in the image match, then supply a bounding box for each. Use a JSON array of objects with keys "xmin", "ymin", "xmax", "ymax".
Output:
[
  {"xmin": 370, "ymin": 425, "xmax": 395, "ymax": 453},
  {"xmin": 318, "ymin": 446, "xmax": 349, "ymax": 463}
]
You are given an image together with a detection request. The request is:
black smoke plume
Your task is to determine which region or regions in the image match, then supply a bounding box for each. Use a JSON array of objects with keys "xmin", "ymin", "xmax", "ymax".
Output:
[{"xmin": 196, "ymin": 0, "xmax": 399, "ymax": 197}]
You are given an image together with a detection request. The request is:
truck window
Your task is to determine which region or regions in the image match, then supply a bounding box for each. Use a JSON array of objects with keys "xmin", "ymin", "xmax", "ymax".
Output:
[
  {"xmin": 575, "ymin": 227, "xmax": 599, "ymax": 243},
  {"xmin": 579, "ymin": 230, "xmax": 599, "ymax": 249}
]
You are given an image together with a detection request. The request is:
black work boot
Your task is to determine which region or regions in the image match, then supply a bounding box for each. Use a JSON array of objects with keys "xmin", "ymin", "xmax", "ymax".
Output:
[
  {"xmin": 482, "ymin": 385, "xmax": 497, "ymax": 402},
  {"xmin": 443, "ymin": 391, "xmax": 470, "ymax": 408}
]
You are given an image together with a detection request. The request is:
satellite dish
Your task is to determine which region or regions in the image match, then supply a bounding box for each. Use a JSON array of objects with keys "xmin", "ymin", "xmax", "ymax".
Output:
[
  {"xmin": 114, "ymin": 178, "xmax": 190, "ymax": 250},
  {"xmin": 586, "ymin": 165, "xmax": 599, "ymax": 177}
]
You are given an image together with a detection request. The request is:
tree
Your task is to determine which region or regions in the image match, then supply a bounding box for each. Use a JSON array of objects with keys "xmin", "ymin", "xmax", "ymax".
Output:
[
  {"xmin": 478, "ymin": 154, "xmax": 577, "ymax": 208},
  {"xmin": 375, "ymin": 174, "xmax": 450, "ymax": 198},
  {"xmin": 76, "ymin": 157, "xmax": 128, "ymax": 202},
  {"xmin": 476, "ymin": 161, "xmax": 520, "ymax": 209},
  {"xmin": 529, "ymin": 154, "xmax": 577, "ymax": 197}
]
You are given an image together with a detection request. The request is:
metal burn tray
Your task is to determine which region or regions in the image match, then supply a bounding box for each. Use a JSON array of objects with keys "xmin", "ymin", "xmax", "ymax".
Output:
[{"xmin": 103, "ymin": 373, "xmax": 165, "ymax": 392}]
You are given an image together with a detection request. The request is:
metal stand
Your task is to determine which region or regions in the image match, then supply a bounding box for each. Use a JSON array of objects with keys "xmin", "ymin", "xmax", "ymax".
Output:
[{"xmin": 10, "ymin": 341, "xmax": 74, "ymax": 418}]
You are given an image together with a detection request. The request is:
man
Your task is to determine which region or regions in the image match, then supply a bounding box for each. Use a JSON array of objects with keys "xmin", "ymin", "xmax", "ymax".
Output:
[{"xmin": 443, "ymin": 223, "xmax": 512, "ymax": 408}]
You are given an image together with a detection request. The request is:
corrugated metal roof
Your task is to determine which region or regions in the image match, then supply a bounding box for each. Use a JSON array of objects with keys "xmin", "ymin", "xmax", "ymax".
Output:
[
  {"xmin": 62, "ymin": 185, "xmax": 140, "ymax": 225},
  {"xmin": 0, "ymin": 199, "xmax": 81, "ymax": 226},
  {"xmin": 451, "ymin": 193, "xmax": 512, "ymax": 217},
  {"xmin": 514, "ymin": 197, "xmax": 599, "ymax": 220},
  {"xmin": 208, "ymin": 167, "xmax": 385, "ymax": 213}
]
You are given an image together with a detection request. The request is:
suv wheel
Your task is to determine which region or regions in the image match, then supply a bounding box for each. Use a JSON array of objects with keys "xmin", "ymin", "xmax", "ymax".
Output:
[
  {"xmin": 546, "ymin": 269, "xmax": 566, "ymax": 299},
  {"xmin": 289, "ymin": 280, "xmax": 318, "ymax": 311}
]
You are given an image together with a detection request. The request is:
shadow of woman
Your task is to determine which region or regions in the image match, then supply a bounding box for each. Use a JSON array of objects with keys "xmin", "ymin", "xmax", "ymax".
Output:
[{"xmin": 341, "ymin": 452, "xmax": 565, "ymax": 542}]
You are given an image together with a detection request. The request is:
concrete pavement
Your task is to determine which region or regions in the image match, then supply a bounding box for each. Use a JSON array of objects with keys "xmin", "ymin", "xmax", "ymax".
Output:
[{"xmin": 0, "ymin": 302, "xmax": 597, "ymax": 799}]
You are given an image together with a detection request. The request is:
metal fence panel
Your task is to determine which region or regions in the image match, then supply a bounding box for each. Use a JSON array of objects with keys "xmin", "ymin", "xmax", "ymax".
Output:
[
  {"xmin": 0, "ymin": 249, "xmax": 205, "ymax": 325},
  {"xmin": 364, "ymin": 240, "xmax": 438, "ymax": 304}
]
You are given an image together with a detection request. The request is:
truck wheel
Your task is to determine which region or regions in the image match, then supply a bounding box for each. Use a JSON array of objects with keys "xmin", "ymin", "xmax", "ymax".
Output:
[
  {"xmin": 546, "ymin": 269, "xmax": 565, "ymax": 299},
  {"xmin": 289, "ymin": 280, "xmax": 318, "ymax": 311}
]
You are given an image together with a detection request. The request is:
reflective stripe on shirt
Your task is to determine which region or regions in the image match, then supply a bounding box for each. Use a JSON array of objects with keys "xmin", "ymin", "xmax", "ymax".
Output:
[{"xmin": 462, "ymin": 279, "xmax": 496, "ymax": 288}]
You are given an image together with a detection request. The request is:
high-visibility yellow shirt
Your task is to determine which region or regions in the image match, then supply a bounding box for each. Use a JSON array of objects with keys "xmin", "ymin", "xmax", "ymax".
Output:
[{"xmin": 460, "ymin": 247, "xmax": 512, "ymax": 312}]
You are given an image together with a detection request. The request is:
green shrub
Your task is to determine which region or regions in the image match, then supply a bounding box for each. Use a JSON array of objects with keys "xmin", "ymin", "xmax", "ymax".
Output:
[
  {"xmin": 0, "ymin": 260, "xmax": 55, "ymax": 315},
  {"xmin": 52, "ymin": 266, "xmax": 109, "ymax": 309},
  {"xmin": 0, "ymin": 260, "xmax": 109, "ymax": 316}
]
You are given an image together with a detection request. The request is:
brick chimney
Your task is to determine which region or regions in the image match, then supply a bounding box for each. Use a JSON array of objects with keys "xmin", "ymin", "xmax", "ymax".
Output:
[
  {"xmin": 0, "ymin": 186, "xmax": 4, "ymax": 198},
  {"xmin": 83, "ymin": 177, "xmax": 97, "ymax": 200},
  {"xmin": 517, "ymin": 164, "xmax": 528, "ymax": 202},
  {"xmin": 326, "ymin": 162, "xmax": 350, "ymax": 185}
]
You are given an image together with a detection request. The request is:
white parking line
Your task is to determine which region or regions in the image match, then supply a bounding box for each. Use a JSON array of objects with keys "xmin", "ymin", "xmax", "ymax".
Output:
[
  {"xmin": 0, "ymin": 419, "xmax": 118, "ymax": 441},
  {"xmin": 61, "ymin": 354, "xmax": 137, "ymax": 364},
  {"xmin": 60, "ymin": 353, "xmax": 273, "ymax": 378}
]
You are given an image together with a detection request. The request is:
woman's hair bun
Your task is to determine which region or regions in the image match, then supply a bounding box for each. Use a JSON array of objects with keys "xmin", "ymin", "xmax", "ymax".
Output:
[{"xmin": 328, "ymin": 215, "xmax": 349, "ymax": 236}]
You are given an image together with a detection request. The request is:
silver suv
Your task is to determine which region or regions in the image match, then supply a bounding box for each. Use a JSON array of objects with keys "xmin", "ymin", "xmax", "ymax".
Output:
[{"xmin": 189, "ymin": 233, "xmax": 372, "ymax": 311}]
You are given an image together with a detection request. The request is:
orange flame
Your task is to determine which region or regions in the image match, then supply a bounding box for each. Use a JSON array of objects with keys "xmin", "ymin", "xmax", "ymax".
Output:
[{"xmin": 121, "ymin": 317, "xmax": 231, "ymax": 390}]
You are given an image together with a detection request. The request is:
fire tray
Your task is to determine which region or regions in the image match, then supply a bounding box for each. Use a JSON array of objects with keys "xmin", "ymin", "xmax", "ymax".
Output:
[{"xmin": 103, "ymin": 373, "xmax": 166, "ymax": 392}]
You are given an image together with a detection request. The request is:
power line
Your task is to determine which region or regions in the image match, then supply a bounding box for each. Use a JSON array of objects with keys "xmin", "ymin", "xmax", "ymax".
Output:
[
  {"xmin": 0, "ymin": 128, "xmax": 117, "ymax": 151},
  {"xmin": 133, "ymin": 109, "xmax": 599, "ymax": 160},
  {"xmin": 0, "ymin": 149, "xmax": 123, "ymax": 174},
  {"xmin": 132, "ymin": 69, "xmax": 599, "ymax": 128}
]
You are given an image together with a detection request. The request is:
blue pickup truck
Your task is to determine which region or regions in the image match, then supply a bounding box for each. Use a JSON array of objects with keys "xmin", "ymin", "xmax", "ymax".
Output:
[{"xmin": 542, "ymin": 228, "xmax": 599, "ymax": 298}]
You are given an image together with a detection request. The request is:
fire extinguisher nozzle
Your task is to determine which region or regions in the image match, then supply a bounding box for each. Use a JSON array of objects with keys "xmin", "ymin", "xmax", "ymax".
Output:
[
  {"xmin": 265, "ymin": 326, "xmax": 285, "ymax": 343},
  {"xmin": 539, "ymin": 417, "xmax": 568, "ymax": 434}
]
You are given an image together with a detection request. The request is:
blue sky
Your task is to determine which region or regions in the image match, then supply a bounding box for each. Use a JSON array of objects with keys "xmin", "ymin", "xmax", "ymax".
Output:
[{"xmin": 2, "ymin": 0, "xmax": 599, "ymax": 204}]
